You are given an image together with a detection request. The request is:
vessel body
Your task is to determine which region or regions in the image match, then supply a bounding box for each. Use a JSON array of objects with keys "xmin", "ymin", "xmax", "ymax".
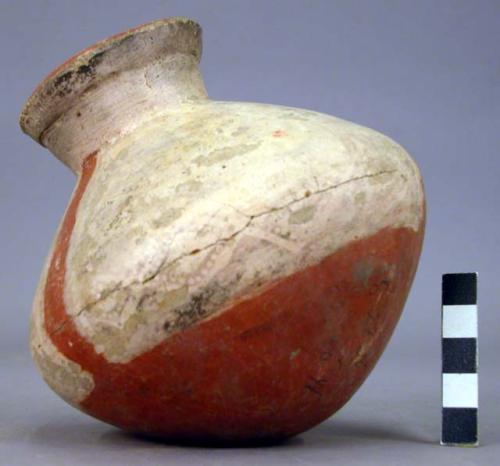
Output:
[{"xmin": 21, "ymin": 18, "xmax": 425, "ymax": 441}]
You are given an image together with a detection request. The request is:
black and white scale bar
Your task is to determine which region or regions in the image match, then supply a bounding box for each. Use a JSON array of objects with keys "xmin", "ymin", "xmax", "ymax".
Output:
[{"xmin": 441, "ymin": 273, "xmax": 478, "ymax": 446}]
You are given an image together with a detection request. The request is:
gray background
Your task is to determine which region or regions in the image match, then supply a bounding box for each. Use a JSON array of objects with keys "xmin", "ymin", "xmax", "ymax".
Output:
[{"xmin": 1, "ymin": 0, "xmax": 499, "ymax": 464}]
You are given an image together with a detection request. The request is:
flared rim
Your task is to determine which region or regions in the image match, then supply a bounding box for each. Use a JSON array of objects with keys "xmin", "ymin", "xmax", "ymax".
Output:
[{"xmin": 20, "ymin": 17, "xmax": 202, "ymax": 144}]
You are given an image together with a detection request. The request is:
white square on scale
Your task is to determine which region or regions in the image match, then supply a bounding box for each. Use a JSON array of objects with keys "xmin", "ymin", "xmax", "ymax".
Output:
[
  {"xmin": 442, "ymin": 305, "xmax": 478, "ymax": 338},
  {"xmin": 442, "ymin": 373, "xmax": 478, "ymax": 408}
]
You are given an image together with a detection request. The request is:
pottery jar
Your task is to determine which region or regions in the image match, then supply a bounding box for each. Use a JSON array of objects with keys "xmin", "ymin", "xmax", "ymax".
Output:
[{"xmin": 20, "ymin": 17, "xmax": 425, "ymax": 441}]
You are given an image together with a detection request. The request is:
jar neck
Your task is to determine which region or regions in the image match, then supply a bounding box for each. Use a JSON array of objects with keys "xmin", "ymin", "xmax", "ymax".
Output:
[
  {"xmin": 42, "ymin": 53, "xmax": 207, "ymax": 172},
  {"xmin": 19, "ymin": 18, "xmax": 207, "ymax": 173}
]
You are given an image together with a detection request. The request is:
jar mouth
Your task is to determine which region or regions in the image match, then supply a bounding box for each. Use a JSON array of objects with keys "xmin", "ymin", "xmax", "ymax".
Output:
[{"xmin": 19, "ymin": 17, "xmax": 202, "ymax": 144}]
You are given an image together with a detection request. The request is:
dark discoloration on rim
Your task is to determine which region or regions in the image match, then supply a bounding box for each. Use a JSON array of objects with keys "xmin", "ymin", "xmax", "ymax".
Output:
[
  {"xmin": 48, "ymin": 52, "xmax": 106, "ymax": 100},
  {"xmin": 19, "ymin": 17, "xmax": 202, "ymax": 144}
]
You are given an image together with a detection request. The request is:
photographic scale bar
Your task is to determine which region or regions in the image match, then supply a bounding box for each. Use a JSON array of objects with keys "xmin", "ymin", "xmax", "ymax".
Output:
[{"xmin": 441, "ymin": 273, "xmax": 478, "ymax": 446}]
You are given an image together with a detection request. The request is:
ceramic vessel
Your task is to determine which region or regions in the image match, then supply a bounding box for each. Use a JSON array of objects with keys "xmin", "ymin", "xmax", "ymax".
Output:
[{"xmin": 20, "ymin": 17, "xmax": 425, "ymax": 441}]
